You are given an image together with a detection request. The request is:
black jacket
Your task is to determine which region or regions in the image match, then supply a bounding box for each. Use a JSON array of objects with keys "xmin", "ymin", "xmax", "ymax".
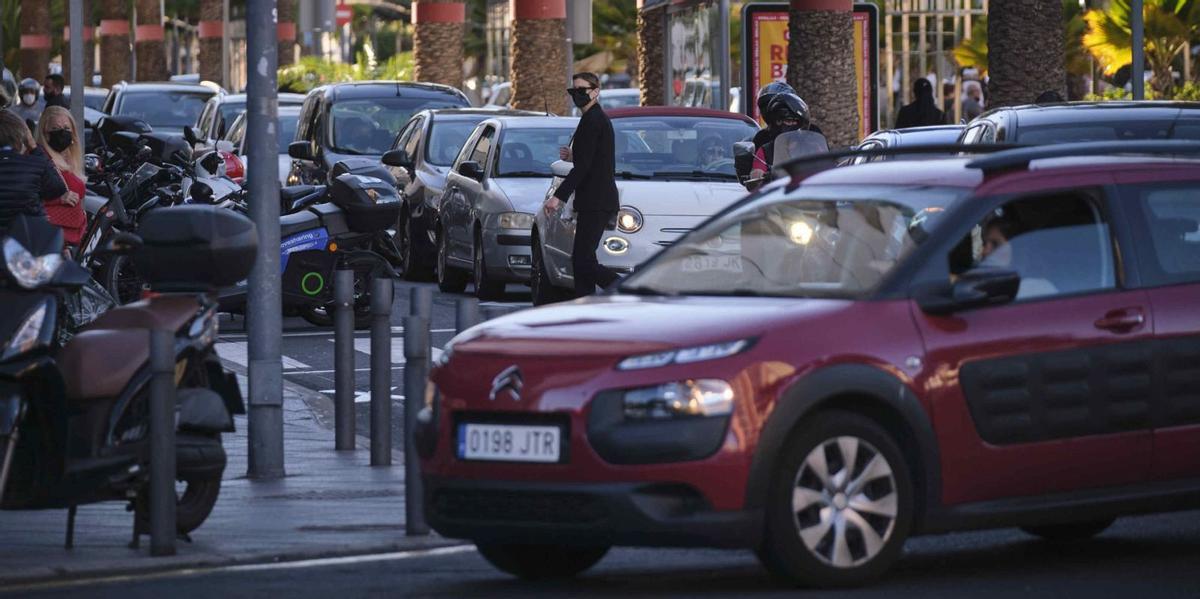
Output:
[
  {"xmin": 0, "ymin": 149, "xmax": 66, "ymax": 229},
  {"xmin": 554, "ymin": 104, "xmax": 617, "ymax": 212}
]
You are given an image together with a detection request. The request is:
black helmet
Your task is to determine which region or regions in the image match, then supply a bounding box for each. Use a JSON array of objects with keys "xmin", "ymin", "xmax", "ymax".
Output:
[
  {"xmin": 756, "ymin": 81, "xmax": 795, "ymax": 118},
  {"xmin": 765, "ymin": 93, "xmax": 811, "ymax": 130},
  {"xmin": 18, "ymin": 78, "xmax": 39, "ymax": 94}
]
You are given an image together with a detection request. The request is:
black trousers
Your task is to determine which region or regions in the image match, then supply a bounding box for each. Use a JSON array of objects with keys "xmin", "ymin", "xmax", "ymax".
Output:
[{"xmin": 572, "ymin": 210, "xmax": 619, "ymax": 297}]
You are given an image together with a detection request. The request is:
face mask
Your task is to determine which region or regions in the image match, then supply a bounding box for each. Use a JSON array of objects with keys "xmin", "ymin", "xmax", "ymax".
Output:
[
  {"xmin": 568, "ymin": 88, "xmax": 592, "ymax": 109},
  {"xmin": 22, "ymin": 94, "xmax": 36, "ymax": 106},
  {"xmin": 47, "ymin": 129, "xmax": 73, "ymax": 153}
]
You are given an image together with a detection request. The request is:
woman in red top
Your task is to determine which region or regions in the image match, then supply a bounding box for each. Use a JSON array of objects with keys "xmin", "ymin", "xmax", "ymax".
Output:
[{"xmin": 35, "ymin": 106, "xmax": 87, "ymax": 249}]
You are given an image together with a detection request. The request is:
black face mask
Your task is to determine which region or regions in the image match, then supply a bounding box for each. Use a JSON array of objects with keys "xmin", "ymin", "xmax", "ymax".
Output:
[
  {"xmin": 568, "ymin": 88, "xmax": 592, "ymax": 109},
  {"xmin": 47, "ymin": 129, "xmax": 73, "ymax": 153}
]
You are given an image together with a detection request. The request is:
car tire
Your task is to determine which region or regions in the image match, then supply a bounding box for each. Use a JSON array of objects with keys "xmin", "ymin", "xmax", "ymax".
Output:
[
  {"xmin": 757, "ymin": 410, "xmax": 914, "ymax": 588},
  {"xmin": 475, "ymin": 543, "xmax": 609, "ymax": 580},
  {"xmin": 399, "ymin": 209, "xmax": 433, "ymax": 282},
  {"xmin": 436, "ymin": 225, "xmax": 469, "ymax": 294},
  {"xmin": 473, "ymin": 230, "xmax": 506, "ymax": 302},
  {"xmin": 1021, "ymin": 518, "xmax": 1115, "ymax": 542},
  {"xmin": 531, "ymin": 236, "xmax": 573, "ymax": 306}
]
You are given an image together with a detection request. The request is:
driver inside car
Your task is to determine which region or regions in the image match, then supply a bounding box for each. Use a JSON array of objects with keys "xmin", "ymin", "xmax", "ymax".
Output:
[{"xmin": 698, "ymin": 135, "xmax": 730, "ymax": 170}]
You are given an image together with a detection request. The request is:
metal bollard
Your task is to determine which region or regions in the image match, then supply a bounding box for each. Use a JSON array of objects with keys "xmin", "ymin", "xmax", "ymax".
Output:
[
  {"xmin": 403, "ymin": 314, "xmax": 431, "ymax": 536},
  {"xmin": 148, "ymin": 329, "xmax": 177, "ymax": 556},
  {"xmin": 409, "ymin": 286, "xmax": 433, "ymax": 319},
  {"xmin": 370, "ymin": 275, "xmax": 394, "ymax": 466},
  {"xmin": 455, "ymin": 297, "xmax": 479, "ymax": 334},
  {"xmin": 333, "ymin": 268, "xmax": 356, "ymax": 451}
]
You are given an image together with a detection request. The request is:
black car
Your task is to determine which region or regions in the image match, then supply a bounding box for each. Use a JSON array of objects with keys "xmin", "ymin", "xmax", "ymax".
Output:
[
  {"xmin": 847, "ymin": 124, "xmax": 964, "ymax": 164},
  {"xmin": 287, "ymin": 81, "xmax": 470, "ymax": 186},
  {"xmin": 958, "ymin": 101, "xmax": 1200, "ymax": 145},
  {"xmin": 99, "ymin": 82, "xmax": 218, "ymax": 136},
  {"xmin": 382, "ymin": 108, "xmax": 546, "ymax": 280}
]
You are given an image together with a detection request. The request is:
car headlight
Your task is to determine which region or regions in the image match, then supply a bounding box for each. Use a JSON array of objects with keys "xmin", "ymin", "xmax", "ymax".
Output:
[
  {"xmin": 617, "ymin": 338, "xmax": 752, "ymax": 371},
  {"xmin": 2, "ymin": 302, "xmax": 50, "ymax": 361},
  {"xmin": 622, "ymin": 379, "xmax": 734, "ymax": 420},
  {"xmin": 497, "ymin": 212, "xmax": 534, "ymax": 229},
  {"xmin": 3, "ymin": 238, "xmax": 64, "ymax": 290},
  {"xmin": 616, "ymin": 206, "xmax": 643, "ymax": 234}
]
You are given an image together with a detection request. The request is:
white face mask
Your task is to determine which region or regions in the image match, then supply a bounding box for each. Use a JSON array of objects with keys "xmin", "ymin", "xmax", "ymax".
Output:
[{"xmin": 21, "ymin": 94, "xmax": 35, "ymax": 106}]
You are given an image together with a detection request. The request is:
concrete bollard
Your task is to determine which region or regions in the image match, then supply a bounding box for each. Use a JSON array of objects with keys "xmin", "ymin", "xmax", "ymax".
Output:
[
  {"xmin": 333, "ymin": 268, "xmax": 356, "ymax": 451},
  {"xmin": 455, "ymin": 297, "xmax": 479, "ymax": 334},
  {"xmin": 409, "ymin": 286, "xmax": 433, "ymax": 319},
  {"xmin": 403, "ymin": 314, "xmax": 431, "ymax": 536},
  {"xmin": 369, "ymin": 275, "xmax": 394, "ymax": 466},
  {"xmin": 148, "ymin": 329, "xmax": 177, "ymax": 556}
]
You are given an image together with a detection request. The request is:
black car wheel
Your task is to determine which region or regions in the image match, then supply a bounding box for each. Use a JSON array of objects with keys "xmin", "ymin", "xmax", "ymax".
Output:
[
  {"xmin": 531, "ymin": 235, "xmax": 572, "ymax": 306},
  {"xmin": 398, "ymin": 209, "xmax": 434, "ymax": 281},
  {"xmin": 1022, "ymin": 518, "xmax": 1115, "ymax": 542},
  {"xmin": 475, "ymin": 543, "xmax": 609, "ymax": 580},
  {"xmin": 473, "ymin": 231, "xmax": 506, "ymax": 301},
  {"xmin": 757, "ymin": 410, "xmax": 913, "ymax": 588},
  {"xmin": 436, "ymin": 225, "xmax": 469, "ymax": 293}
]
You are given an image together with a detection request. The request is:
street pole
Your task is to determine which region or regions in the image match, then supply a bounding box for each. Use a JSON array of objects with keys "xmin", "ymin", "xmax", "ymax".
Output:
[
  {"xmin": 222, "ymin": 0, "xmax": 231, "ymax": 90},
  {"xmin": 246, "ymin": 0, "xmax": 284, "ymax": 480},
  {"xmin": 1131, "ymin": 0, "xmax": 1145, "ymax": 100},
  {"xmin": 68, "ymin": 0, "xmax": 85, "ymax": 129}
]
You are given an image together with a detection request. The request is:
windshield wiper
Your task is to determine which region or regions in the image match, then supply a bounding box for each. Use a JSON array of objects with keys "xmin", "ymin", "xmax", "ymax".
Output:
[
  {"xmin": 688, "ymin": 288, "xmax": 767, "ymax": 298},
  {"xmin": 618, "ymin": 285, "xmax": 677, "ymax": 297},
  {"xmin": 616, "ymin": 171, "xmax": 654, "ymax": 180},
  {"xmin": 497, "ymin": 171, "xmax": 550, "ymax": 178},
  {"xmin": 652, "ymin": 170, "xmax": 738, "ymax": 181}
]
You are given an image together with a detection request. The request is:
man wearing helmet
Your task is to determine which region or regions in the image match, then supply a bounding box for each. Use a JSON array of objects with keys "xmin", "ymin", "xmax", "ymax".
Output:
[
  {"xmin": 12, "ymin": 78, "xmax": 44, "ymax": 127},
  {"xmin": 746, "ymin": 92, "xmax": 822, "ymax": 191}
]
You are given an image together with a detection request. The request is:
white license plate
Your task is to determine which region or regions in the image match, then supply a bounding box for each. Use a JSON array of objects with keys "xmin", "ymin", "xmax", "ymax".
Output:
[
  {"xmin": 457, "ymin": 423, "xmax": 562, "ymax": 463},
  {"xmin": 682, "ymin": 255, "xmax": 743, "ymax": 273}
]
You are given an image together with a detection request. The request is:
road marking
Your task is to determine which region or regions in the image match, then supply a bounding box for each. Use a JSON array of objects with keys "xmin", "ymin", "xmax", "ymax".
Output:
[
  {"xmin": 317, "ymin": 387, "xmax": 404, "ymax": 403},
  {"xmin": 0, "ymin": 545, "xmax": 475, "ymax": 592},
  {"xmin": 337, "ymin": 339, "xmax": 445, "ymax": 365},
  {"xmin": 285, "ymin": 366, "xmax": 406, "ymax": 375},
  {"xmin": 215, "ymin": 341, "xmax": 310, "ymax": 370}
]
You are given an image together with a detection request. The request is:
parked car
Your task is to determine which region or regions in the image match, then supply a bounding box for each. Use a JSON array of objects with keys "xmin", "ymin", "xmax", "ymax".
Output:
[
  {"xmin": 533, "ymin": 107, "xmax": 758, "ymax": 304},
  {"xmin": 846, "ymin": 125, "xmax": 965, "ymax": 165},
  {"xmin": 958, "ymin": 101, "xmax": 1200, "ymax": 145},
  {"xmin": 287, "ymin": 81, "xmax": 470, "ymax": 186},
  {"xmin": 432, "ymin": 115, "xmax": 578, "ymax": 300},
  {"xmin": 382, "ymin": 108, "xmax": 547, "ymax": 280},
  {"xmin": 420, "ymin": 139, "xmax": 1200, "ymax": 586},
  {"xmin": 223, "ymin": 105, "xmax": 302, "ymax": 186},
  {"xmin": 62, "ymin": 85, "xmax": 108, "ymax": 112},
  {"xmin": 99, "ymin": 82, "xmax": 217, "ymax": 136},
  {"xmin": 194, "ymin": 92, "xmax": 305, "ymax": 150},
  {"xmin": 483, "ymin": 81, "xmax": 513, "ymax": 109}
]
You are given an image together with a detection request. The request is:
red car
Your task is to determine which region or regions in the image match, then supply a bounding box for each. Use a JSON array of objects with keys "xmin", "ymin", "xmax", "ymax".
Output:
[{"xmin": 417, "ymin": 141, "xmax": 1200, "ymax": 587}]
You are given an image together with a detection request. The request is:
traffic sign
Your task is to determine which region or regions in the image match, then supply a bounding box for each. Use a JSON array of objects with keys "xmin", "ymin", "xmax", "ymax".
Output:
[{"xmin": 336, "ymin": 4, "xmax": 352, "ymax": 28}]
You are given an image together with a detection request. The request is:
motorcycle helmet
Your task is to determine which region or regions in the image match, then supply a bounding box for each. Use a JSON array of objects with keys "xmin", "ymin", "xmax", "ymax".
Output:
[
  {"xmin": 756, "ymin": 81, "xmax": 795, "ymax": 120},
  {"xmin": 765, "ymin": 93, "xmax": 811, "ymax": 132},
  {"xmin": 18, "ymin": 78, "xmax": 39, "ymax": 106}
]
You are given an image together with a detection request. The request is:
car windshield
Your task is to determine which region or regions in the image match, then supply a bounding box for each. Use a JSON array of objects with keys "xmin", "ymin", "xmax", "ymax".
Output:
[
  {"xmin": 330, "ymin": 98, "xmax": 464, "ymax": 155},
  {"xmin": 495, "ymin": 127, "xmax": 576, "ymax": 177},
  {"xmin": 1017, "ymin": 119, "xmax": 1200, "ymax": 144},
  {"xmin": 118, "ymin": 91, "xmax": 211, "ymax": 130},
  {"xmin": 427, "ymin": 119, "xmax": 487, "ymax": 166},
  {"xmin": 219, "ymin": 102, "xmax": 246, "ymax": 128},
  {"xmin": 620, "ymin": 185, "xmax": 969, "ymax": 298},
  {"xmin": 613, "ymin": 116, "xmax": 756, "ymax": 180}
]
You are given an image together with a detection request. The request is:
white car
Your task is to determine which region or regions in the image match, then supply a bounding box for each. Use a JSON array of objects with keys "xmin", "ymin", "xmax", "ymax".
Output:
[{"xmin": 531, "ymin": 107, "xmax": 758, "ymax": 304}]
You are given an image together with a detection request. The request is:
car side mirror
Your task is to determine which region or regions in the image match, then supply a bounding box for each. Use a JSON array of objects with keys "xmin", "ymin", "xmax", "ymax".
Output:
[
  {"xmin": 550, "ymin": 160, "xmax": 573, "ymax": 178},
  {"xmin": 916, "ymin": 268, "xmax": 1021, "ymax": 315},
  {"xmin": 382, "ymin": 149, "xmax": 413, "ymax": 169},
  {"xmin": 183, "ymin": 126, "xmax": 199, "ymax": 145},
  {"xmin": 457, "ymin": 160, "xmax": 484, "ymax": 181},
  {"xmin": 288, "ymin": 140, "xmax": 314, "ymax": 161}
]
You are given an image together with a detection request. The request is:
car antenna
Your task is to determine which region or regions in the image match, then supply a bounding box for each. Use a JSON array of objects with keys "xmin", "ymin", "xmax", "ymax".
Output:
[{"xmin": 541, "ymin": 73, "xmax": 551, "ymax": 116}]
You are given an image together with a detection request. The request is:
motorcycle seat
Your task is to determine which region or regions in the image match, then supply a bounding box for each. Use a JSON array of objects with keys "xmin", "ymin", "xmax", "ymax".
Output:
[
  {"xmin": 280, "ymin": 185, "xmax": 319, "ymax": 204},
  {"xmin": 85, "ymin": 295, "xmax": 201, "ymax": 334},
  {"xmin": 58, "ymin": 329, "xmax": 150, "ymax": 402},
  {"xmin": 281, "ymin": 209, "xmax": 322, "ymax": 239}
]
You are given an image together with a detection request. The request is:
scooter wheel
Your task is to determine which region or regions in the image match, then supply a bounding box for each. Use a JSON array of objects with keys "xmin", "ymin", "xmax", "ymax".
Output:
[
  {"xmin": 298, "ymin": 304, "xmax": 372, "ymax": 329},
  {"xmin": 136, "ymin": 433, "xmax": 225, "ymax": 535}
]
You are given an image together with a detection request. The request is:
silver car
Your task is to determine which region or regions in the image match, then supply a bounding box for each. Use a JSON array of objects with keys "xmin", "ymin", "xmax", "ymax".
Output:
[
  {"xmin": 532, "ymin": 107, "xmax": 758, "ymax": 304},
  {"xmin": 435, "ymin": 116, "xmax": 578, "ymax": 300}
]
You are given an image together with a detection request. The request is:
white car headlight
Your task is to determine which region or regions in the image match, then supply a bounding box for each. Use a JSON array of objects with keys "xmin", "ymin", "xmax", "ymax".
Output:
[
  {"xmin": 616, "ymin": 206, "xmax": 643, "ymax": 234},
  {"xmin": 3, "ymin": 302, "xmax": 49, "ymax": 361},
  {"xmin": 622, "ymin": 379, "xmax": 734, "ymax": 420},
  {"xmin": 3, "ymin": 238, "xmax": 64, "ymax": 290},
  {"xmin": 617, "ymin": 339, "xmax": 752, "ymax": 371},
  {"xmin": 497, "ymin": 212, "xmax": 534, "ymax": 229}
]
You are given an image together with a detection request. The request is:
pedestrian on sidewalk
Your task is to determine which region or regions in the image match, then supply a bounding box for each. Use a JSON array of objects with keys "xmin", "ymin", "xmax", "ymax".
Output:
[
  {"xmin": 35, "ymin": 106, "xmax": 86, "ymax": 250},
  {"xmin": 895, "ymin": 78, "xmax": 945, "ymax": 129},
  {"xmin": 543, "ymin": 72, "xmax": 619, "ymax": 297},
  {"xmin": 42, "ymin": 74, "xmax": 68, "ymax": 110},
  {"xmin": 12, "ymin": 78, "xmax": 44, "ymax": 128},
  {"xmin": 0, "ymin": 109, "xmax": 66, "ymax": 231}
]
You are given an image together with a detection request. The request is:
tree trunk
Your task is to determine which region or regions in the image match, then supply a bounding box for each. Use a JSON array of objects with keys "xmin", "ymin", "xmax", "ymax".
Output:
[
  {"xmin": 63, "ymin": 1, "xmax": 95, "ymax": 85},
  {"xmin": 510, "ymin": 0, "xmax": 567, "ymax": 114},
  {"xmin": 135, "ymin": 0, "xmax": 167, "ymax": 81},
  {"xmin": 987, "ymin": 0, "xmax": 1065, "ymax": 108},
  {"xmin": 636, "ymin": 3, "xmax": 665, "ymax": 106},
  {"xmin": 19, "ymin": 0, "xmax": 51, "ymax": 81},
  {"xmin": 278, "ymin": 0, "xmax": 298, "ymax": 67},
  {"xmin": 99, "ymin": 0, "xmax": 132, "ymax": 88},
  {"xmin": 413, "ymin": 1, "xmax": 465, "ymax": 89},
  {"xmin": 786, "ymin": 1, "xmax": 858, "ymax": 148},
  {"xmin": 199, "ymin": 0, "xmax": 223, "ymax": 85}
]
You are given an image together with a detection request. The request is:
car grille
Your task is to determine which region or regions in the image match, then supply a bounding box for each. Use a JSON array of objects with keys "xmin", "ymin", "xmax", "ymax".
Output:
[{"xmin": 432, "ymin": 488, "xmax": 609, "ymax": 525}]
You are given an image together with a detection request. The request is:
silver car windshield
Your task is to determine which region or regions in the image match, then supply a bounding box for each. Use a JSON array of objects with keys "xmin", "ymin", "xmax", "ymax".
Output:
[
  {"xmin": 620, "ymin": 185, "xmax": 968, "ymax": 298},
  {"xmin": 495, "ymin": 127, "xmax": 575, "ymax": 177},
  {"xmin": 613, "ymin": 116, "xmax": 756, "ymax": 181}
]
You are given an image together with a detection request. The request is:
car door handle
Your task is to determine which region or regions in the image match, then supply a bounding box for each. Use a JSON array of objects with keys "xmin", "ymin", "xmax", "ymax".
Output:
[{"xmin": 1094, "ymin": 308, "xmax": 1146, "ymax": 333}]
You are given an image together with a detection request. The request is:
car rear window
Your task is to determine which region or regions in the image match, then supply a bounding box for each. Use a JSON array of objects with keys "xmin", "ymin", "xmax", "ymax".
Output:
[
  {"xmin": 1017, "ymin": 120, "xmax": 1200, "ymax": 144},
  {"xmin": 1122, "ymin": 182, "xmax": 1200, "ymax": 287}
]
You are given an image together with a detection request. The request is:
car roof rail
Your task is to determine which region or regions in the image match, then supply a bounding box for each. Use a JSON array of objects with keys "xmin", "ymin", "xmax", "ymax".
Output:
[
  {"xmin": 966, "ymin": 140, "xmax": 1200, "ymax": 175},
  {"xmin": 773, "ymin": 143, "xmax": 1021, "ymax": 180}
]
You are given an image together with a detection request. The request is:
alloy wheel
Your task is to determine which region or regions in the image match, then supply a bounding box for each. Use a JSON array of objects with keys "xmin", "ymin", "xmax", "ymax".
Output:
[{"xmin": 791, "ymin": 436, "xmax": 898, "ymax": 569}]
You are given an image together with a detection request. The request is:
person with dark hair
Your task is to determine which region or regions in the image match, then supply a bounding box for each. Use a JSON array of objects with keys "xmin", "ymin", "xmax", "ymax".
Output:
[
  {"xmin": 1035, "ymin": 90, "xmax": 1065, "ymax": 104},
  {"xmin": 42, "ymin": 74, "xmax": 67, "ymax": 109},
  {"xmin": 746, "ymin": 93, "xmax": 819, "ymax": 190},
  {"xmin": 0, "ymin": 110, "xmax": 67, "ymax": 230},
  {"xmin": 895, "ymin": 78, "xmax": 945, "ymax": 129},
  {"xmin": 543, "ymin": 72, "xmax": 619, "ymax": 297}
]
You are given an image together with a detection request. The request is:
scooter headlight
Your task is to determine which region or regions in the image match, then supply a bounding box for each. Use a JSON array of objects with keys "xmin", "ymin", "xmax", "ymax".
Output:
[
  {"xmin": 3, "ymin": 238, "xmax": 63, "ymax": 290},
  {"xmin": 2, "ymin": 302, "xmax": 51, "ymax": 361}
]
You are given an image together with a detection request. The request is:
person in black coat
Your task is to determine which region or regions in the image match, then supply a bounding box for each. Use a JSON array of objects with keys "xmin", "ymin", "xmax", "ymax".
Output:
[
  {"xmin": 0, "ymin": 109, "xmax": 66, "ymax": 231},
  {"xmin": 895, "ymin": 78, "xmax": 945, "ymax": 129},
  {"xmin": 543, "ymin": 72, "xmax": 620, "ymax": 297}
]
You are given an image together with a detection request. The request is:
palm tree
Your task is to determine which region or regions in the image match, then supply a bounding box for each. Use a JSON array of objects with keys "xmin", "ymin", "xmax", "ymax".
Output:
[
  {"xmin": 1084, "ymin": 0, "xmax": 1199, "ymax": 97},
  {"xmin": 637, "ymin": 4, "xmax": 666, "ymax": 106},
  {"xmin": 199, "ymin": 0, "xmax": 222, "ymax": 84},
  {"xmin": 413, "ymin": 0, "xmax": 465, "ymax": 88},
  {"xmin": 100, "ymin": 0, "xmax": 132, "ymax": 87},
  {"xmin": 19, "ymin": 0, "xmax": 51, "ymax": 81},
  {"xmin": 136, "ymin": 0, "xmax": 167, "ymax": 81},
  {"xmin": 509, "ymin": 0, "xmax": 566, "ymax": 114},
  {"xmin": 786, "ymin": 1, "xmax": 857, "ymax": 148},
  {"xmin": 278, "ymin": 0, "xmax": 297, "ymax": 67},
  {"xmin": 988, "ymin": 0, "xmax": 1066, "ymax": 108}
]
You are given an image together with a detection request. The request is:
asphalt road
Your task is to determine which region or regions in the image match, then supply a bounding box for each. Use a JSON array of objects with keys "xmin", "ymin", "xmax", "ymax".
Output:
[{"xmin": 13, "ymin": 510, "xmax": 1200, "ymax": 598}]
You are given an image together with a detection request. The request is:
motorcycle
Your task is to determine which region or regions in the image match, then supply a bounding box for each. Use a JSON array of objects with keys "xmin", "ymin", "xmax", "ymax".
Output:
[{"xmin": 0, "ymin": 207, "xmax": 254, "ymax": 536}]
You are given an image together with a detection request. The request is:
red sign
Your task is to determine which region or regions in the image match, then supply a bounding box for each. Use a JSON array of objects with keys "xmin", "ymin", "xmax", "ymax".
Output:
[{"xmin": 336, "ymin": 4, "xmax": 353, "ymax": 28}]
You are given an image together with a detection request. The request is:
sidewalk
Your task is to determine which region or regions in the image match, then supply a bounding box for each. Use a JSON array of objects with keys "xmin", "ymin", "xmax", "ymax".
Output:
[{"xmin": 0, "ymin": 376, "xmax": 458, "ymax": 586}]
